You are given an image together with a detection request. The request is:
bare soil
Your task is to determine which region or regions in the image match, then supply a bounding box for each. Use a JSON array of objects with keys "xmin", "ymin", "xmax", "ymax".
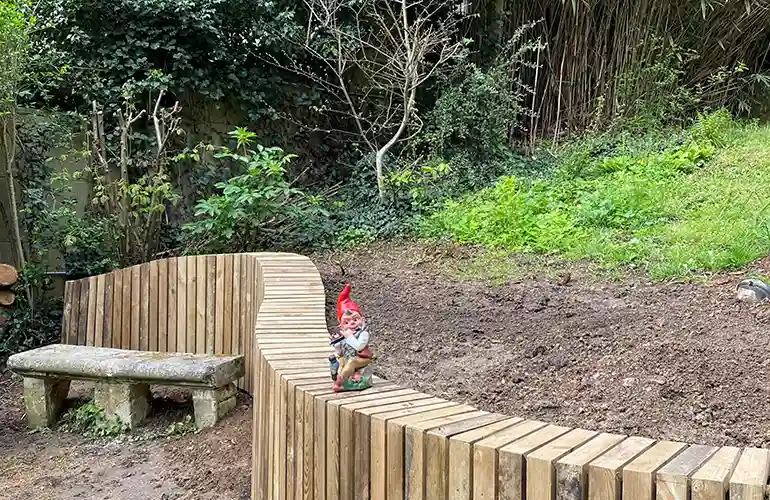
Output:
[
  {"xmin": 2, "ymin": 242, "xmax": 770, "ymax": 498},
  {"xmin": 0, "ymin": 376, "xmax": 253, "ymax": 500},
  {"xmin": 318, "ymin": 243, "xmax": 770, "ymax": 448}
]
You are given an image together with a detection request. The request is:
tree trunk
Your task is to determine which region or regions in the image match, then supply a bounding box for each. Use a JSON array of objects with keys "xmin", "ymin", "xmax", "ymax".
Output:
[
  {"xmin": 1, "ymin": 115, "xmax": 31, "ymax": 311},
  {"xmin": 2, "ymin": 115, "xmax": 25, "ymax": 272},
  {"xmin": 375, "ymin": 67, "xmax": 418, "ymax": 202},
  {"xmin": 117, "ymin": 109, "xmax": 130, "ymax": 260}
]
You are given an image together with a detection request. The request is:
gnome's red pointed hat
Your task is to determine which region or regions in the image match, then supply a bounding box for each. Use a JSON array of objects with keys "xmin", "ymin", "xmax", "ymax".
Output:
[{"xmin": 336, "ymin": 283, "xmax": 361, "ymax": 321}]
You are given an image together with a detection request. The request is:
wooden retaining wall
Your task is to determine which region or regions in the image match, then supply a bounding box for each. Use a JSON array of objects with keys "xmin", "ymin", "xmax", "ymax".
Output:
[
  {"xmin": 250, "ymin": 254, "xmax": 770, "ymax": 500},
  {"xmin": 62, "ymin": 252, "xmax": 770, "ymax": 500},
  {"xmin": 61, "ymin": 253, "xmax": 262, "ymax": 392}
]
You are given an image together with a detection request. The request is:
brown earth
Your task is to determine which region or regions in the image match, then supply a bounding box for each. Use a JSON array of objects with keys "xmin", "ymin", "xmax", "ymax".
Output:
[
  {"xmin": 0, "ymin": 376, "xmax": 253, "ymax": 500},
  {"xmin": 2, "ymin": 242, "xmax": 770, "ymax": 498},
  {"xmin": 317, "ymin": 243, "xmax": 770, "ymax": 449}
]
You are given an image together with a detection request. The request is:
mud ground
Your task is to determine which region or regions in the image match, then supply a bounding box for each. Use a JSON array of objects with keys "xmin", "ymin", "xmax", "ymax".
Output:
[
  {"xmin": 318, "ymin": 243, "xmax": 770, "ymax": 448},
  {"xmin": 0, "ymin": 377, "xmax": 252, "ymax": 500},
  {"xmin": 2, "ymin": 242, "xmax": 770, "ymax": 498}
]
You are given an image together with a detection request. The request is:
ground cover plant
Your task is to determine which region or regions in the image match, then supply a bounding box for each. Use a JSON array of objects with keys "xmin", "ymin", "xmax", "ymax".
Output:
[{"xmin": 423, "ymin": 110, "xmax": 770, "ymax": 279}]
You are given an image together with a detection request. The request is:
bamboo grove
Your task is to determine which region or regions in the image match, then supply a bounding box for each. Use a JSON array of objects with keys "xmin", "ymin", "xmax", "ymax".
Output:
[{"xmin": 466, "ymin": 0, "xmax": 770, "ymax": 139}]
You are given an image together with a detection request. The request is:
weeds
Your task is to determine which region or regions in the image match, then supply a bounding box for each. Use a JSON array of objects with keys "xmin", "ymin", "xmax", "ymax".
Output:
[
  {"xmin": 59, "ymin": 402, "xmax": 129, "ymax": 439},
  {"xmin": 423, "ymin": 110, "xmax": 770, "ymax": 279},
  {"xmin": 165, "ymin": 414, "xmax": 199, "ymax": 436},
  {"xmin": 58, "ymin": 401, "xmax": 199, "ymax": 441}
]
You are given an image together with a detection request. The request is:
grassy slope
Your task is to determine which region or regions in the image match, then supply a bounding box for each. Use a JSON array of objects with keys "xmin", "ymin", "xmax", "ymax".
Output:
[{"xmin": 423, "ymin": 112, "xmax": 770, "ymax": 279}]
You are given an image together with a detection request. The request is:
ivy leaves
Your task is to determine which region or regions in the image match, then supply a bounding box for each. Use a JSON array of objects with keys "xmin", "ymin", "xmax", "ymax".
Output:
[{"xmin": 27, "ymin": 0, "xmax": 306, "ymax": 119}]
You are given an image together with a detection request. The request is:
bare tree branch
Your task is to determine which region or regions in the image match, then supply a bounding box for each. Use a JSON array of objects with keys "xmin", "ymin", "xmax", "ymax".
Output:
[{"xmin": 259, "ymin": 0, "xmax": 469, "ymax": 201}]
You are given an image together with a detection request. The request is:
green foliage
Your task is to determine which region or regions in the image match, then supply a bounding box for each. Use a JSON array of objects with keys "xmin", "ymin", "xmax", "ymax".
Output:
[
  {"xmin": 612, "ymin": 36, "xmax": 702, "ymax": 130},
  {"xmin": 333, "ymin": 227, "xmax": 377, "ymax": 250},
  {"xmin": 607, "ymin": 37, "xmax": 770, "ymax": 132},
  {"xmin": 22, "ymin": 166, "xmax": 121, "ymax": 278},
  {"xmin": 183, "ymin": 138, "xmax": 327, "ymax": 252},
  {"xmin": 387, "ymin": 160, "xmax": 452, "ymax": 213},
  {"xmin": 60, "ymin": 401, "xmax": 130, "ymax": 438},
  {"xmin": 25, "ymin": 0, "xmax": 305, "ymax": 120},
  {"xmin": 424, "ymin": 111, "xmax": 770, "ymax": 279},
  {"xmin": 0, "ymin": 263, "xmax": 62, "ymax": 358},
  {"xmin": 0, "ymin": 0, "xmax": 31, "ymax": 103},
  {"xmin": 421, "ymin": 23, "xmax": 541, "ymax": 161},
  {"xmin": 165, "ymin": 414, "xmax": 199, "ymax": 436}
]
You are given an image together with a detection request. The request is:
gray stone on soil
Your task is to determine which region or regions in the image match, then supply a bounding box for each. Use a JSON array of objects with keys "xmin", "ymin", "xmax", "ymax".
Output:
[
  {"xmin": 7, "ymin": 344, "xmax": 244, "ymax": 387},
  {"xmin": 736, "ymin": 278, "xmax": 770, "ymax": 304},
  {"xmin": 22, "ymin": 377, "xmax": 71, "ymax": 429},
  {"xmin": 94, "ymin": 382, "xmax": 151, "ymax": 428}
]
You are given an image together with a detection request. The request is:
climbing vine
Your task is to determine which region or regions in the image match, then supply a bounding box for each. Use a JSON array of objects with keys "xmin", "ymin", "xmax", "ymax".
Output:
[{"xmin": 25, "ymin": 0, "xmax": 310, "ymax": 122}]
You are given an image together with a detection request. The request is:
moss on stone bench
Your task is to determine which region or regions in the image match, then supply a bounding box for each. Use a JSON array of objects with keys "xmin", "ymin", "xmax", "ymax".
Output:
[{"xmin": 7, "ymin": 344, "xmax": 244, "ymax": 430}]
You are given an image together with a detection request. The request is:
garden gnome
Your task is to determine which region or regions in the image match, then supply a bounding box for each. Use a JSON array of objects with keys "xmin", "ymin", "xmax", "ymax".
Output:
[{"xmin": 329, "ymin": 283, "xmax": 373, "ymax": 392}]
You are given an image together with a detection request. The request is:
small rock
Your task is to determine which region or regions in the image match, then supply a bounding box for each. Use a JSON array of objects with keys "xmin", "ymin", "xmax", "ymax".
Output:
[{"xmin": 736, "ymin": 278, "xmax": 770, "ymax": 303}]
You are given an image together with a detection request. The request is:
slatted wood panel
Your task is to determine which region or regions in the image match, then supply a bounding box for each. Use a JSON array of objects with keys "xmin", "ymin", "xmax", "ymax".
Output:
[
  {"xmin": 60, "ymin": 254, "xmax": 257, "ymax": 393},
  {"xmin": 59, "ymin": 253, "xmax": 770, "ymax": 500},
  {"xmin": 247, "ymin": 252, "xmax": 770, "ymax": 500}
]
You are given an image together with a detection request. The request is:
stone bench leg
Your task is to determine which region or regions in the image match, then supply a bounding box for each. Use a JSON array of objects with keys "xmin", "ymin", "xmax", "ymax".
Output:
[
  {"xmin": 192, "ymin": 383, "xmax": 237, "ymax": 428},
  {"xmin": 93, "ymin": 382, "xmax": 151, "ymax": 428},
  {"xmin": 22, "ymin": 377, "xmax": 71, "ymax": 429}
]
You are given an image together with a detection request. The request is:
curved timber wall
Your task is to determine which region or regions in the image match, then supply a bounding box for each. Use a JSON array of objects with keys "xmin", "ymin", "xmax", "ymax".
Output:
[
  {"xmin": 61, "ymin": 253, "xmax": 261, "ymax": 392},
  {"xmin": 249, "ymin": 254, "xmax": 770, "ymax": 500},
  {"xmin": 62, "ymin": 253, "xmax": 770, "ymax": 500}
]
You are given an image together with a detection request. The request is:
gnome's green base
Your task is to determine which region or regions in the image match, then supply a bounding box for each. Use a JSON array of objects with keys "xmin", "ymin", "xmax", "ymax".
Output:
[
  {"xmin": 332, "ymin": 364, "xmax": 373, "ymax": 392},
  {"xmin": 341, "ymin": 374, "xmax": 373, "ymax": 391}
]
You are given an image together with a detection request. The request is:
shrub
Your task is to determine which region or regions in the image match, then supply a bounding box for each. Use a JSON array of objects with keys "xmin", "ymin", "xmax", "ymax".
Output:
[{"xmin": 183, "ymin": 136, "xmax": 328, "ymax": 253}]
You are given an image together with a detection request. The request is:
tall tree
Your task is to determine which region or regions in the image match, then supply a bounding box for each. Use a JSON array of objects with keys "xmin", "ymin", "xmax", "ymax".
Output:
[
  {"xmin": 0, "ymin": 0, "xmax": 31, "ymax": 274},
  {"xmin": 270, "ymin": 0, "xmax": 469, "ymax": 201}
]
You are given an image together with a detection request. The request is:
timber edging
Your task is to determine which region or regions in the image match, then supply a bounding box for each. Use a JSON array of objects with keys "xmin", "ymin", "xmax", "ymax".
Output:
[{"xmin": 60, "ymin": 252, "xmax": 770, "ymax": 500}]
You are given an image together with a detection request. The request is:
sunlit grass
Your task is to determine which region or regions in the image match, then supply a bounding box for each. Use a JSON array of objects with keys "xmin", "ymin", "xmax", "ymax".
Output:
[{"xmin": 422, "ymin": 111, "xmax": 770, "ymax": 280}]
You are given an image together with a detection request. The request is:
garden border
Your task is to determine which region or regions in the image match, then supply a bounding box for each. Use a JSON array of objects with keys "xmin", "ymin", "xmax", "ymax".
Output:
[{"xmin": 61, "ymin": 252, "xmax": 770, "ymax": 500}]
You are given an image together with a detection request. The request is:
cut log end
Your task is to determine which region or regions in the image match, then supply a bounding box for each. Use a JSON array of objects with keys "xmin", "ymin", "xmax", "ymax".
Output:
[
  {"xmin": 0, "ymin": 290, "xmax": 14, "ymax": 306},
  {"xmin": 0, "ymin": 264, "xmax": 19, "ymax": 287}
]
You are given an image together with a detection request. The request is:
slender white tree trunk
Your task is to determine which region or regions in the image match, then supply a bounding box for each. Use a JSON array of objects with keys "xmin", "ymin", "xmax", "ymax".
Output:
[{"xmin": 375, "ymin": 85, "xmax": 416, "ymax": 202}]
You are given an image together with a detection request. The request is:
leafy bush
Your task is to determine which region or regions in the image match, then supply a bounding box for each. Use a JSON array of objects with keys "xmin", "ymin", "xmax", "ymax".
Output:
[
  {"xmin": 0, "ymin": 263, "xmax": 62, "ymax": 358},
  {"xmin": 423, "ymin": 111, "xmax": 766, "ymax": 279},
  {"xmin": 422, "ymin": 23, "xmax": 541, "ymax": 157},
  {"xmin": 24, "ymin": 0, "xmax": 304, "ymax": 118},
  {"xmin": 183, "ymin": 134, "xmax": 327, "ymax": 252}
]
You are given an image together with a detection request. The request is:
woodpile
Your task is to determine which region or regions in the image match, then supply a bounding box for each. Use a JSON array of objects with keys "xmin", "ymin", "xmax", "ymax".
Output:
[{"xmin": 0, "ymin": 263, "xmax": 18, "ymax": 326}]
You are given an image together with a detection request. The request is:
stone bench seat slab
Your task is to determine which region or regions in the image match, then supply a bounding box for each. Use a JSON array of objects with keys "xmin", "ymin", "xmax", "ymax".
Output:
[
  {"xmin": 8, "ymin": 344, "xmax": 245, "ymax": 430},
  {"xmin": 7, "ymin": 344, "xmax": 244, "ymax": 388}
]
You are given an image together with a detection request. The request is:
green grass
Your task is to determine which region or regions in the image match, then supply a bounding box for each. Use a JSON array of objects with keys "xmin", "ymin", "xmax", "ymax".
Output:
[{"xmin": 422, "ymin": 110, "xmax": 770, "ymax": 280}]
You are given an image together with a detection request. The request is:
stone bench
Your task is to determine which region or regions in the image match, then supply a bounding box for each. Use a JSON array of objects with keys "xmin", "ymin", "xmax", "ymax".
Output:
[{"xmin": 7, "ymin": 343, "xmax": 245, "ymax": 430}]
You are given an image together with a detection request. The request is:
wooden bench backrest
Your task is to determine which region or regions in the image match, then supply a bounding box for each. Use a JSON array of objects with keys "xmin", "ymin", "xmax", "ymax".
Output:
[{"xmin": 61, "ymin": 254, "xmax": 262, "ymax": 392}]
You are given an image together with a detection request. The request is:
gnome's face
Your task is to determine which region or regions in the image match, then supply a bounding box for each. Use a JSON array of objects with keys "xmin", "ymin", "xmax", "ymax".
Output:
[{"xmin": 340, "ymin": 310, "xmax": 363, "ymax": 332}]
